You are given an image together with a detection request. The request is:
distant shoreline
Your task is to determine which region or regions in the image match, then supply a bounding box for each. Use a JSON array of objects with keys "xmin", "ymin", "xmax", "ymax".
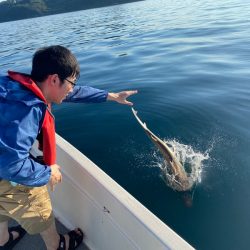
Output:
[{"xmin": 0, "ymin": 0, "xmax": 143, "ymax": 23}]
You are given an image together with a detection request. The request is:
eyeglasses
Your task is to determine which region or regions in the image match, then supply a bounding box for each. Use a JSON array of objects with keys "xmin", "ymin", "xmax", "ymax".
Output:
[{"xmin": 65, "ymin": 78, "xmax": 77, "ymax": 88}]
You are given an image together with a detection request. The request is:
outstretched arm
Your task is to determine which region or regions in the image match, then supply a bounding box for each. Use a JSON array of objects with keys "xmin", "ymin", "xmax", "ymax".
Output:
[
  {"xmin": 64, "ymin": 86, "xmax": 138, "ymax": 105},
  {"xmin": 107, "ymin": 90, "xmax": 138, "ymax": 106}
]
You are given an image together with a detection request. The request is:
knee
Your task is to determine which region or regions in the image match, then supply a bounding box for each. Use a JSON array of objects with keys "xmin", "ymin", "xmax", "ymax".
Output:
[
  {"xmin": 0, "ymin": 221, "xmax": 9, "ymax": 245},
  {"xmin": 0, "ymin": 230, "xmax": 9, "ymax": 246},
  {"xmin": 22, "ymin": 213, "xmax": 55, "ymax": 235}
]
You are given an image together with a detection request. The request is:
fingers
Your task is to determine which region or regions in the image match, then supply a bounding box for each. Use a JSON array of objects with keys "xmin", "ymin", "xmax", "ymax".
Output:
[
  {"xmin": 120, "ymin": 90, "xmax": 138, "ymax": 106},
  {"xmin": 50, "ymin": 178, "xmax": 62, "ymax": 191},
  {"xmin": 124, "ymin": 100, "xmax": 133, "ymax": 106},
  {"xmin": 125, "ymin": 90, "xmax": 138, "ymax": 97},
  {"xmin": 49, "ymin": 176, "xmax": 61, "ymax": 192},
  {"xmin": 59, "ymin": 174, "xmax": 62, "ymax": 183},
  {"xmin": 49, "ymin": 164, "xmax": 62, "ymax": 191},
  {"xmin": 50, "ymin": 182, "xmax": 55, "ymax": 192},
  {"xmin": 107, "ymin": 90, "xmax": 138, "ymax": 105}
]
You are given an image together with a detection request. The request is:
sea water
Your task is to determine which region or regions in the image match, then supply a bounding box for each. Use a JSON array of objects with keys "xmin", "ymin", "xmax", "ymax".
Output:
[
  {"xmin": 0, "ymin": 0, "xmax": 250, "ymax": 249},
  {"xmin": 157, "ymin": 139, "xmax": 210, "ymax": 190}
]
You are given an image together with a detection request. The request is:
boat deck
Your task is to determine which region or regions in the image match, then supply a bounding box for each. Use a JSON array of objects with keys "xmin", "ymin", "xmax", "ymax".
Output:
[{"xmin": 11, "ymin": 219, "xmax": 89, "ymax": 250}]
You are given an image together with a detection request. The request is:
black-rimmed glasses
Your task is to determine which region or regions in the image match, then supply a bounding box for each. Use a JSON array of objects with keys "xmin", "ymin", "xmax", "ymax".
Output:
[{"xmin": 65, "ymin": 78, "xmax": 77, "ymax": 88}]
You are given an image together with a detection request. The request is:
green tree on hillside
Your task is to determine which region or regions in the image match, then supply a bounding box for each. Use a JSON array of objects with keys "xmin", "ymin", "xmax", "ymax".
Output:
[{"xmin": 0, "ymin": 0, "xmax": 143, "ymax": 23}]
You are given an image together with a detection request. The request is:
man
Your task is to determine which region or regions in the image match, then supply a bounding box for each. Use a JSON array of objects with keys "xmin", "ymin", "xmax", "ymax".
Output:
[{"xmin": 0, "ymin": 45, "xmax": 137, "ymax": 250}]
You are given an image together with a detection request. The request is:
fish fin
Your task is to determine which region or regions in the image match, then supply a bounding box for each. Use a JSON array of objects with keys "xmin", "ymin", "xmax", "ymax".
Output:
[
  {"xmin": 131, "ymin": 107, "xmax": 137, "ymax": 115},
  {"xmin": 150, "ymin": 135, "xmax": 158, "ymax": 142}
]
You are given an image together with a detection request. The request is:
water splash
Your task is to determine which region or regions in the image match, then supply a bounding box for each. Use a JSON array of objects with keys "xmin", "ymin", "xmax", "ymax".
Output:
[{"xmin": 153, "ymin": 139, "xmax": 210, "ymax": 191}]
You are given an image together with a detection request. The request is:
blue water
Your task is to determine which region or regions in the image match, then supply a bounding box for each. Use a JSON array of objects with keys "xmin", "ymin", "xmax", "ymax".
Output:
[{"xmin": 1, "ymin": 0, "xmax": 250, "ymax": 249}]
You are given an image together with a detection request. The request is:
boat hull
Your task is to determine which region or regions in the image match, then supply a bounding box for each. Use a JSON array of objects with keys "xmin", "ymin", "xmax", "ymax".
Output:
[{"xmin": 46, "ymin": 134, "xmax": 194, "ymax": 250}]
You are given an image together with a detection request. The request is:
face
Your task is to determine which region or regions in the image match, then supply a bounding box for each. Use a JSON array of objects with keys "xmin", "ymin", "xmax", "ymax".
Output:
[{"xmin": 52, "ymin": 74, "xmax": 77, "ymax": 104}]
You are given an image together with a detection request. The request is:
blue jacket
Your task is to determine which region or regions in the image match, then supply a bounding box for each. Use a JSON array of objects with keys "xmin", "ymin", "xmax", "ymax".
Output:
[{"xmin": 0, "ymin": 74, "xmax": 108, "ymax": 186}]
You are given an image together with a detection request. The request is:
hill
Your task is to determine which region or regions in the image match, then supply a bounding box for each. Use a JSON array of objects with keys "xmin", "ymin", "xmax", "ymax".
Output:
[{"xmin": 0, "ymin": 0, "xmax": 142, "ymax": 23}]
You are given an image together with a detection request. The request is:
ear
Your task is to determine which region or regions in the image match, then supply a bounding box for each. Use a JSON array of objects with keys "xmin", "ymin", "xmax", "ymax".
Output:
[{"xmin": 48, "ymin": 74, "xmax": 59, "ymax": 86}]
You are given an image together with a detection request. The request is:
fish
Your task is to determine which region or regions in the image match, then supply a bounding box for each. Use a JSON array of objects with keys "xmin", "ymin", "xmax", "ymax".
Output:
[{"xmin": 131, "ymin": 108, "xmax": 193, "ymax": 191}]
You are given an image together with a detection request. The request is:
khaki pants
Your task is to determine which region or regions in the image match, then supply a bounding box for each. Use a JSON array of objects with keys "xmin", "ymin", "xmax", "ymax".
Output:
[{"xmin": 0, "ymin": 180, "xmax": 54, "ymax": 234}]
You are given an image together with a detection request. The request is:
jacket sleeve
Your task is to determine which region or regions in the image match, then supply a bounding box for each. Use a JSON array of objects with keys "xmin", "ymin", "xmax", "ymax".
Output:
[
  {"xmin": 63, "ymin": 86, "xmax": 108, "ymax": 103},
  {"xmin": 0, "ymin": 103, "xmax": 51, "ymax": 187}
]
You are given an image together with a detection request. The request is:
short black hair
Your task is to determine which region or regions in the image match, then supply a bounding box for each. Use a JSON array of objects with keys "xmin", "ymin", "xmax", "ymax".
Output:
[{"xmin": 31, "ymin": 45, "xmax": 80, "ymax": 82}]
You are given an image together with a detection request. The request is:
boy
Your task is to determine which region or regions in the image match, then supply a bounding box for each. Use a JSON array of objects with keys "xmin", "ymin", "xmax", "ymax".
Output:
[{"xmin": 0, "ymin": 45, "xmax": 137, "ymax": 250}]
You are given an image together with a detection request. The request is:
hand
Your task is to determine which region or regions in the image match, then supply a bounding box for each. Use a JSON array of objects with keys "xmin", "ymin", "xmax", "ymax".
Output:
[
  {"xmin": 107, "ymin": 90, "xmax": 138, "ymax": 106},
  {"xmin": 49, "ymin": 164, "xmax": 62, "ymax": 191}
]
